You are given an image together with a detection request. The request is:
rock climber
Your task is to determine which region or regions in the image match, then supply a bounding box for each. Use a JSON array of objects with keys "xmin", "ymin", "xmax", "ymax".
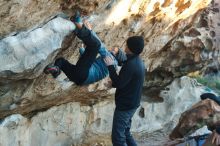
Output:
[{"xmin": 44, "ymin": 11, "xmax": 118, "ymax": 85}]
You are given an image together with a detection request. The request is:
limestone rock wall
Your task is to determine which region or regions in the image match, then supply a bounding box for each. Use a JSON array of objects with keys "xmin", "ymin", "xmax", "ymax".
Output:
[
  {"xmin": 0, "ymin": 77, "xmax": 207, "ymax": 146},
  {"xmin": 0, "ymin": 0, "xmax": 220, "ymax": 145},
  {"xmin": 0, "ymin": 17, "xmax": 75, "ymax": 80},
  {"xmin": 0, "ymin": 0, "xmax": 219, "ymax": 119}
]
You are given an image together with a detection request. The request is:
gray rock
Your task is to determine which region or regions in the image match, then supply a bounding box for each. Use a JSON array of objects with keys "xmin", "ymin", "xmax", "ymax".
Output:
[{"xmin": 0, "ymin": 17, "xmax": 75, "ymax": 80}]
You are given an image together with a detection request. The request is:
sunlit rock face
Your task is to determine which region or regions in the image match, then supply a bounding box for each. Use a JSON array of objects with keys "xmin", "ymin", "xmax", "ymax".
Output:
[{"xmin": 0, "ymin": 0, "xmax": 219, "ymax": 145}]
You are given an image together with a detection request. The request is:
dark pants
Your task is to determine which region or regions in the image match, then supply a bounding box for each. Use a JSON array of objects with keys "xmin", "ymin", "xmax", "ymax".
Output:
[
  {"xmin": 55, "ymin": 26, "xmax": 101, "ymax": 85},
  {"xmin": 112, "ymin": 108, "xmax": 137, "ymax": 146}
]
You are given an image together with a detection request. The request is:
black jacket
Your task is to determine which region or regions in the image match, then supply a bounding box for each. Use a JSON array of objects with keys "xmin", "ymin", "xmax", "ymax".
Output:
[{"xmin": 108, "ymin": 50, "xmax": 145, "ymax": 110}]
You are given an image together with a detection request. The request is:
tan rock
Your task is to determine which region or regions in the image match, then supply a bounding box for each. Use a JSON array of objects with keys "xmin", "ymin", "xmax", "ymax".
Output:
[
  {"xmin": 0, "ymin": 0, "xmax": 61, "ymax": 38},
  {"xmin": 170, "ymin": 99, "xmax": 220, "ymax": 139},
  {"xmin": 0, "ymin": 0, "xmax": 219, "ymax": 145}
]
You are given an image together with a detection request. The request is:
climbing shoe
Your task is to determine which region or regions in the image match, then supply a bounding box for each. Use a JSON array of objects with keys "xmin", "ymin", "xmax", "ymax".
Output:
[
  {"xmin": 70, "ymin": 10, "xmax": 82, "ymax": 23},
  {"xmin": 44, "ymin": 64, "xmax": 61, "ymax": 78}
]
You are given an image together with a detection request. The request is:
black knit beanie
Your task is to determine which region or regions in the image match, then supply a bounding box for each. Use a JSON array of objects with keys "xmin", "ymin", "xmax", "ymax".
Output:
[
  {"xmin": 126, "ymin": 36, "xmax": 144, "ymax": 55},
  {"xmin": 200, "ymin": 93, "xmax": 220, "ymax": 105}
]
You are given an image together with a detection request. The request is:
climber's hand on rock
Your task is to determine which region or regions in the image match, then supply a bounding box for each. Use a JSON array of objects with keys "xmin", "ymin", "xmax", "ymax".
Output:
[{"xmin": 104, "ymin": 56, "xmax": 114, "ymax": 66}]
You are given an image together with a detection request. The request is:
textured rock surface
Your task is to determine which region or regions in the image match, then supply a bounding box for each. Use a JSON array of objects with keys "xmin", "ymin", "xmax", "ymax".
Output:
[
  {"xmin": 0, "ymin": 17, "xmax": 75, "ymax": 80},
  {"xmin": 170, "ymin": 98, "xmax": 220, "ymax": 139},
  {"xmin": 0, "ymin": 0, "xmax": 219, "ymax": 118},
  {"xmin": 0, "ymin": 0, "xmax": 220, "ymax": 145},
  {"xmin": 0, "ymin": 0, "xmax": 60, "ymax": 38},
  {"xmin": 0, "ymin": 77, "xmax": 206, "ymax": 146}
]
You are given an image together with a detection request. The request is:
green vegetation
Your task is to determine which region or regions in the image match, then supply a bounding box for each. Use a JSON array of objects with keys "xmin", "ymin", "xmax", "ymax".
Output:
[{"xmin": 195, "ymin": 74, "xmax": 220, "ymax": 94}]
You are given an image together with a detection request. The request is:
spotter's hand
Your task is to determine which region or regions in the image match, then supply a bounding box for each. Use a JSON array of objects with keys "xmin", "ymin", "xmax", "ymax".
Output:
[{"xmin": 104, "ymin": 56, "xmax": 115, "ymax": 66}]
